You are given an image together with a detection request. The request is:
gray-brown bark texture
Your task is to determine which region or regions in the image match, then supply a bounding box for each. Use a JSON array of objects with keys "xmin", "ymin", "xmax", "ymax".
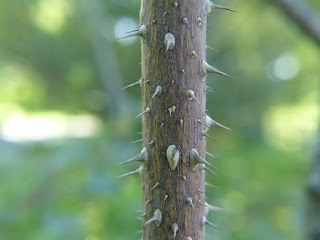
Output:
[
  {"xmin": 141, "ymin": 0, "xmax": 206, "ymax": 239},
  {"xmin": 119, "ymin": 0, "xmax": 235, "ymax": 239}
]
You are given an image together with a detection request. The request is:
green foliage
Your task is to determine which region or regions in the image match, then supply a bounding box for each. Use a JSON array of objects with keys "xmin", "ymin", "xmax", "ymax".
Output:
[{"xmin": 0, "ymin": 0, "xmax": 319, "ymax": 239}]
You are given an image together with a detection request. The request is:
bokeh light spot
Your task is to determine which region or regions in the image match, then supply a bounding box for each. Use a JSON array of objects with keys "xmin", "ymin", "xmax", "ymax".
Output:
[
  {"xmin": 31, "ymin": 0, "xmax": 72, "ymax": 34},
  {"xmin": 114, "ymin": 17, "xmax": 139, "ymax": 46},
  {"xmin": 273, "ymin": 53, "xmax": 301, "ymax": 81}
]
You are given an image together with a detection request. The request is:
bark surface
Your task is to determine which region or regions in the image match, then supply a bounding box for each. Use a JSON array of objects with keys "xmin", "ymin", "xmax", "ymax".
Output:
[{"xmin": 140, "ymin": 0, "xmax": 207, "ymax": 239}]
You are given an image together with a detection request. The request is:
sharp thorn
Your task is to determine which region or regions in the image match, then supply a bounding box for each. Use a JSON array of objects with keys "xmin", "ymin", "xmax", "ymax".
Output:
[
  {"xmin": 151, "ymin": 182, "xmax": 160, "ymax": 191},
  {"xmin": 136, "ymin": 107, "xmax": 150, "ymax": 118},
  {"xmin": 206, "ymin": 115, "xmax": 232, "ymax": 131},
  {"xmin": 152, "ymin": 85, "xmax": 162, "ymax": 99},
  {"xmin": 118, "ymin": 25, "xmax": 147, "ymax": 40},
  {"xmin": 131, "ymin": 139, "xmax": 143, "ymax": 144},
  {"xmin": 206, "ymin": 151, "xmax": 215, "ymax": 158},
  {"xmin": 212, "ymin": 2, "xmax": 239, "ymax": 13},
  {"xmin": 204, "ymin": 166, "xmax": 217, "ymax": 176},
  {"xmin": 206, "ymin": 45, "xmax": 219, "ymax": 52},
  {"xmin": 202, "ymin": 60, "xmax": 232, "ymax": 78},
  {"xmin": 172, "ymin": 223, "xmax": 179, "ymax": 238},
  {"xmin": 203, "ymin": 216, "xmax": 221, "ymax": 230},
  {"xmin": 206, "ymin": 182, "xmax": 219, "ymax": 189},
  {"xmin": 122, "ymin": 79, "xmax": 141, "ymax": 90},
  {"xmin": 144, "ymin": 209, "xmax": 162, "ymax": 227},
  {"xmin": 116, "ymin": 148, "xmax": 147, "ymax": 167},
  {"xmin": 117, "ymin": 166, "xmax": 142, "ymax": 178},
  {"xmin": 202, "ymin": 130, "xmax": 216, "ymax": 141}
]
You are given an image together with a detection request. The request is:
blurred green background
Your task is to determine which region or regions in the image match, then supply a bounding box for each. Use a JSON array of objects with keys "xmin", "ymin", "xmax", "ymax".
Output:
[{"xmin": 0, "ymin": 0, "xmax": 319, "ymax": 239}]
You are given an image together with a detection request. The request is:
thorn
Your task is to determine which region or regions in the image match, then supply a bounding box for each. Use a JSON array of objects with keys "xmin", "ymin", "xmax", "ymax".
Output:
[
  {"xmin": 205, "ymin": 86, "xmax": 216, "ymax": 94},
  {"xmin": 117, "ymin": 148, "xmax": 148, "ymax": 167},
  {"xmin": 144, "ymin": 209, "xmax": 162, "ymax": 227},
  {"xmin": 202, "ymin": 216, "xmax": 221, "ymax": 230},
  {"xmin": 197, "ymin": 17, "xmax": 208, "ymax": 26},
  {"xmin": 209, "ymin": 1, "xmax": 238, "ymax": 13},
  {"xmin": 172, "ymin": 223, "xmax": 178, "ymax": 238},
  {"xmin": 198, "ymin": 119, "xmax": 209, "ymax": 128},
  {"xmin": 182, "ymin": 175, "xmax": 187, "ymax": 181},
  {"xmin": 182, "ymin": 17, "xmax": 189, "ymax": 25},
  {"xmin": 164, "ymin": 194, "xmax": 169, "ymax": 203},
  {"xmin": 206, "ymin": 115, "xmax": 232, "ymax": 131},
  {"xmin": 185, "ymin": 237, "xmax": 192, "ymax": 240},
  {"xmin": 166, "ymin": 145, "xmax": 180, "ymax": 170},
  {"xmin": 124, "ymin": 26, "xmax": 141, "ymax": 34},
  {"xmin": 122, "ymin": 79, "xmax": 141, "ymax": 90},
  {"xmin": 122, "ymin": 79, "xmax": 149, "ymax": 90},
  {"xmin": 118, "ymin": 24, "xmax": 147, "ymax": 40},
  {"xmin": 200, "ymin": 201, "xmax": 224, "ymax": 212},
  {"xmin": 164, "ymin": 32, "xmax": 175, "ymax": 52},
  {"xmin": 206, "ymin": 182, "xmax": 219, "ymax": 189},
  {"xmin": 198, "ymin": 188, "xmax": 206, "ymax": 194},
  {"xmin": 181, "ymin": 68, "xmax": 185, "ymax": 74},
  {"xmin": 204, "ymin": 166, "xmax": 217, "ymax": 176},
  {"xmin": 135, "ymin": 213, "xmax": 146, "ymax": 220},
  {"xmin": 144, "ymin": 198, "xmax": 151, "ymax": 206},
  {"xmin": 117, "ymin": 166, "xmax": 142, "ymax": 178},
  {"xmin": 152, "ymin": 85, "xmax": 162, "ymax": 99},
  {"xmin": 205, "ymin": 151, "xmax": 215, "ymax": 158},
  {"xmin": 173, "ymin": 2, "xmax": 178, "ymax": 8},
  {"xmin": 148, "ymin": 140, "xmax": 154, "ymax": 146},
  {"xmin": 179, "ymin": 119, "xmax": 184, "ymax": 126},
  {"xmin": 136, "ymin": 107, "xmax": 150, "ymax": 118},
  {"xmin": 202, "ymin": 130, "xmax": 215, "ymax": 141},
  {"xmin": 190, "ymin": 50, "xmax": 200, "ymax": 59},
  {"xmin": 168, "ymin": 105, "xmax": 176, "ymax": 116},
  {"xmin": 131, "ymin": 139, "xmax": 143, "ymax": 144},
  {"xmin": 206, "ymin": 45, "xmax": 218, "ymax": 52},
  {"xmin": 186, "ymin": 89, "xmax": 200, "ymax": 104},
  {"xmin": 190, "ymin": 148, "xmax": 214, "ymax": 171},
  {"xmin": 151, "ymin": 182, "xmax": 160, "ymax": 190},
  {"xmin": 201, "ymin": 60, "xmax": 232, "ymax": 78},
  {"xmin": 186, "ymin": 197, "xmax": 195, "ymax": 209}
]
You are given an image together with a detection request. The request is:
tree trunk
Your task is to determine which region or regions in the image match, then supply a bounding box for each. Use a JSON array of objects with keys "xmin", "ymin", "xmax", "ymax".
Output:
[
  {"xmin": 119, "ymin": 0, "xmax": 234, "ymax": 239},
  {"xmin": 140, "ymin": 1, "xmax": 207, "ymax": 239}
]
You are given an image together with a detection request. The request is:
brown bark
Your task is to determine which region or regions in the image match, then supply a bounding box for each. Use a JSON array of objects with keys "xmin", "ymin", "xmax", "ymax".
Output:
[{"xmin": 140, "ymin": 0, "xmax": 207, "ymax": 239}]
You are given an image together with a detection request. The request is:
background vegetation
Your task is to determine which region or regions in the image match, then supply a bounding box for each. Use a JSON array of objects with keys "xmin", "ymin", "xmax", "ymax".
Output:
[{"xmin": 0, "ymin": 0, "xmax": 319, "ymax": 239}]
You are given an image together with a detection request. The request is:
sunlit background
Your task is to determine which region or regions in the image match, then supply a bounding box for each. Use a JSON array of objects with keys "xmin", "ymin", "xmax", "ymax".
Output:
[{"xmin": 0, "ymin": 0, "xmax": 319, "ymax": 239}]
